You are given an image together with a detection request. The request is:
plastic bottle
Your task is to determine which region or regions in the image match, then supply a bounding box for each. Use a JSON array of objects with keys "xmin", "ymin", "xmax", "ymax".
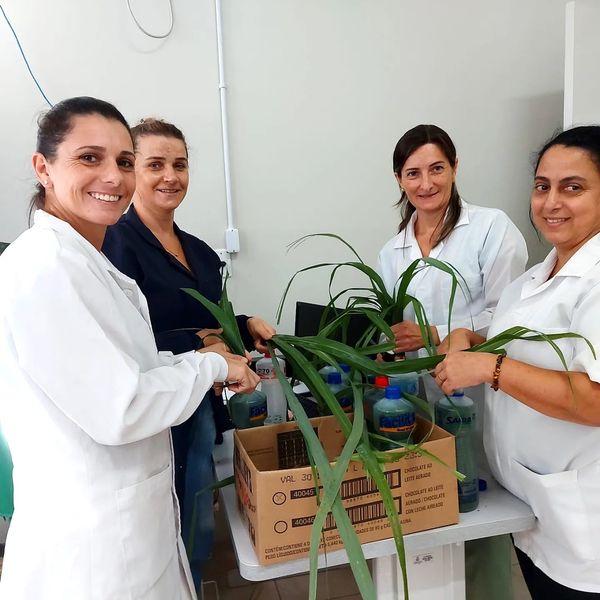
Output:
[
  {"xmin": 318, "ymin": 364, "xmax": 338, "ymax": 382},
  {"xmin": 373, "ymin": 385, "xmax": 416, "ymax": 450},
  {"xmin": 327, "ymin": 372, "xmax": 353, "ymax": 413},
  {"xmin": 363, "ymin": 375, "xmax": 389, "ymax": 426},
  {"xmin": 256, "ymin": 352, "xmax": 287, "ymax": 422},
  {"xmin": 435, "ymin": 390, "xmax": 479, "ymax": 512},
  {"xmin": 339, "ymin": 363, "xmax": 351, "ymax": 383},
  {"xmin": 228, "ymin": 390, "xmax": 267, "ymax": 429},
  {"xmin": 389, "ymin": 373, "xmax": 419, "ymax": 397}
]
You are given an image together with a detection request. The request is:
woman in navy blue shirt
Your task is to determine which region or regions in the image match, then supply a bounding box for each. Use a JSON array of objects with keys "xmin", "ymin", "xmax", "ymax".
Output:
[{"xmin": 103, "ymin": 118, "xmax": 275, "ymax": 588}]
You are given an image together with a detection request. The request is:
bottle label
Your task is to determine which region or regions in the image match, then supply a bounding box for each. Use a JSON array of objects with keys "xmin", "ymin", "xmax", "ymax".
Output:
[
  {"xmin": 379, "ymin": 413, "xmax": 415, "ymax": 432},
  {"xmin": 249, "ymin": 403, "xmax": 267, "ymax": 422},
  {"xmin": 443, "ymin": 414, "xmax": 474, "ymax": 426},
  {"xmin": 256, "ymin": 367, "xmax": 276, "ymax": 379}
]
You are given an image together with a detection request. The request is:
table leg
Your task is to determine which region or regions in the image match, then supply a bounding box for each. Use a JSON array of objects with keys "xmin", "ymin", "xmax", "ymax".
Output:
[{"xmin": 373, "ymin": 542, "xmax": 466, "ymax": 599}]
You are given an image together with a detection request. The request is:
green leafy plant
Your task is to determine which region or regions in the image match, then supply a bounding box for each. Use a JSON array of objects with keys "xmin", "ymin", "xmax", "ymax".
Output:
[
  {"xmin": 184, "ymin": 234, "xmax": 592, "ymax": 600},
  {"xmin": 182, "ymin": 275, "xmax": 246, "ymax": 356}
]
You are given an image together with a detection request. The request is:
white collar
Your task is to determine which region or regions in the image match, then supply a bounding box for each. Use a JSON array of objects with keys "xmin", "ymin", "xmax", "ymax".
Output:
[
  {"xmin": 393, "ymin": 198, "xmax": 469, "ymax": 250},
  {"xmin": 522, "ymin": 233, "xmax": 600, "ymax": 299},
  {"xmin": 33, "ymin": 210, "xmax": 135, "ymax": 283}
]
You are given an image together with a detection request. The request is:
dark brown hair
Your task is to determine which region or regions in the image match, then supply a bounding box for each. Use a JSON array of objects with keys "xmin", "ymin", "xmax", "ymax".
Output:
[
  {"xmin": 30, "ymin": 96, "xmax": 131, "ymax": 217},
  {"xmin": 529, "ymin": 125, "xmax": 600, "ymax": 233},
  {"xmin": 393, "ymin": 124, "xmax": 461, "ymax": 246},
  {"xmin": 130, "ymin": 118, "xmax": 188, "ymax": 155}
]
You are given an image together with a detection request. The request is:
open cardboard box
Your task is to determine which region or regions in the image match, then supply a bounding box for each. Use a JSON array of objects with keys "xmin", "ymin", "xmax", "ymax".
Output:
[{"xmin": 233, "ymin": 414, "xmax": 459, "ymax": 565}]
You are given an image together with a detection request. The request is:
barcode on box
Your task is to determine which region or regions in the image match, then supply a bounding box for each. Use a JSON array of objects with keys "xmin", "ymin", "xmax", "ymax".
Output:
[
  {"xmin": 341, "ymin": 469, "xmax": 402, "ymax": 499},
  {"xmin": 291, "ymin": 496, "xmax": 402, "ymax": 530},
  {"xmin": 324, "ymin": 496, "xmax": 402, "ymax": 530}
]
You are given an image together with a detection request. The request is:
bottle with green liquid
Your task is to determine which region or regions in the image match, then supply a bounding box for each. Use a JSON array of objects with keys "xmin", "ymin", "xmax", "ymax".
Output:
[
  {"xmin": 373, "ymin": 385, "xmax": 416, "ymax": 450},
  {"xmin": 228, "ymin": 390, "xmax": 268, "ymax": 429},
  {"xmin": 435, "ymin": 390, "xmax": 479, "ymax": 512}
]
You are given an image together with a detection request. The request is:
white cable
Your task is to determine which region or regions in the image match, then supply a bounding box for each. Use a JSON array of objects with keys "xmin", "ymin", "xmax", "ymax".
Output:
[{"xmin": 126, "ymin": 0, "xmax": 174, "ymax": 39}]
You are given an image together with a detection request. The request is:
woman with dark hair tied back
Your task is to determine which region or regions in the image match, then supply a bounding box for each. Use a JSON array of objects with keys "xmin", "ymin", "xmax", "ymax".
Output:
[
  {"xmin": 102, "ymin": 117, "xmax": 276, "ymax": 589},
  {"xmin": 0, "ymin": 97, "xmax": 259, "ymax": 600},
  {"xmin": 435, "ymin": 125, "xmax": 600, "ymax": 599},
  {"xmin": 378, "ymin": 124, "xmax": 528, "ymax": 600}
]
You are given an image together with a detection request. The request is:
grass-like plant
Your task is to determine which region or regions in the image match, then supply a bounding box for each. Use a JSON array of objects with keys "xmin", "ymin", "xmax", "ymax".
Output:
[{"xmin": 184, "ymin": 234, "xmax": 592, "ymax": 600}]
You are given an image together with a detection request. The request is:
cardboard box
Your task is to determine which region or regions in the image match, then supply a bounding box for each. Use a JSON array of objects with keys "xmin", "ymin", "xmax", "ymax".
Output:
[{"xmin": 233, "ymin": 415, "xmax": 459, "ymax": 565}]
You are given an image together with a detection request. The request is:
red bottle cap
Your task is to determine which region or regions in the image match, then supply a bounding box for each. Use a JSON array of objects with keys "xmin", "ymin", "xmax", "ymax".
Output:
[{"xmin": 374, "ymin": 375, "xmax": 389, "ymax": 388}]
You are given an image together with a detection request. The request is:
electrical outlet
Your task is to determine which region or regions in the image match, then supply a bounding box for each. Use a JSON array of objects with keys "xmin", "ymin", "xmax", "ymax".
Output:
[{"xmin": 215, "ymin": 248, "xmax": 232, "ymax": 277}]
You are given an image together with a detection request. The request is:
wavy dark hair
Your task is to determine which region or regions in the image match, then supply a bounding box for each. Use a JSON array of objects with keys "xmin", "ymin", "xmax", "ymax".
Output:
[
  {"xmin": 29, "ymin": 96, "xmax": 131, "ymax": 219},
  {"xmin": 393, "ymin": 124, "xmax": 461, "ymax": 246}
]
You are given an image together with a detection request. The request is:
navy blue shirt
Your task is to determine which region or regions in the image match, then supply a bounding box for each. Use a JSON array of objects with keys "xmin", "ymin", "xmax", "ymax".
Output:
[
  {"xmin": 102, "ymin": 205, "xmax": 253, "ymax": 497},
  {"xmin": 102, "ymin": 204, "xmax": 253, "ymax": 354}
]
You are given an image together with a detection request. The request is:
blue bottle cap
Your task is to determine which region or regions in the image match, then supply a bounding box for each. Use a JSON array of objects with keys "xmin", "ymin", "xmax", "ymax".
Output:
[
  {"xmin": 478, "ymin": 478, "xmax": 487, "ymax": 492},
  {"xmin": 327, "ymin": 372, "xmax": 342, "ymax": 385},
  {"xmin": 451, "ymin": 389, "xmax": 465, "ymax": 397},
  {"xmin": 340, "ymin": 363, "xmax": 351, "ymax": 373},
  {"xmin": 384, "ymin": 385, "xmax": 402, "ymax": 399}
]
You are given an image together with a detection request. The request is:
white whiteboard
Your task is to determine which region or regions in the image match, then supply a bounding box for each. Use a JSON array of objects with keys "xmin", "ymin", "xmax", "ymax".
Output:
[{"xmin": 564, "ymin": 0, "xmax": 600, "ymax": 127}]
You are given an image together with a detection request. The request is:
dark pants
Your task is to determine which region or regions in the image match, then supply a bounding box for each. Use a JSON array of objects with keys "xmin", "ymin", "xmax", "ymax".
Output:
[
  {"xmin": 172, "ymin": 392, "xmax": 233, "ymax": 590},
  {"xmin": 515, "ymin": 546, "xmax": 600, "ymax": 599}
]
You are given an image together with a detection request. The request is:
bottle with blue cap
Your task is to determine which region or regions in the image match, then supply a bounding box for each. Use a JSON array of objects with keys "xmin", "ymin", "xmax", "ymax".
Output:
[
  {"xmin": 434, "ymin": 389, "xmax": 479, "ymax": 512},
  {"xmin": 318, "ymin": 364, "xmax": 338, "ymax": 382},
  {"xmin": 372, "ymin": 385, "xmax": 416, "ymax": 450},
  {"xmin": 389, "ymin": 372, "xmax": 419, "ymax": 398},
  {"xmin": 327, "ymin": 371, "xmax": 353, "ymax": 413}
]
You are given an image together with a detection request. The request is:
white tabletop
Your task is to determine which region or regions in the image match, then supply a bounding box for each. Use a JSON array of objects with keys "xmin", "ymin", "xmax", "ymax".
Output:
[{"xmin": 214, "ymin": 429, "xmax": 535, "ymax": 582}]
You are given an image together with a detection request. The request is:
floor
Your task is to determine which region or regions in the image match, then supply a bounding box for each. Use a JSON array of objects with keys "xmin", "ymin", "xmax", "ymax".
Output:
[{"xmin": 199, "ymin": 505, "xmax": 532, "ymax": 600}]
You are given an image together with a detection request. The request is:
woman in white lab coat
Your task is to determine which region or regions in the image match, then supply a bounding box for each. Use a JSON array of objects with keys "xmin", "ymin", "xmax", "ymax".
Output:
[
  {"xmin": 435, "ymin": 125, "xmax": 600, "ymax": 598},
  {"xmin": 377, "ymin": 124, "xmax": 528, "ymax": 600},
  {"xmin": 378, "ymin": 124, "xmax": 528, "ymax": 357},
  {"xmin": 0, "ymin": 97, "xmax": 259, "ymax": 600}
]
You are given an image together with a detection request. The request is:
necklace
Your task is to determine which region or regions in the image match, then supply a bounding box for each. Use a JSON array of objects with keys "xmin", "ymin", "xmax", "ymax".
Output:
[{"xmin": 165, "ymin": 247, "xmax": 180, "ymax": 258}]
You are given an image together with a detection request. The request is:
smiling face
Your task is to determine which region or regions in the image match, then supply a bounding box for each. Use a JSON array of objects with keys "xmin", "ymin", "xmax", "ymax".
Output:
[
  {"xmin": 396, "ymin": 143, "xmax": 457, "ymax": 217},
  {"xmin": 532, "ymin": 144, "xmax": 600, "ymax": 263},
  {"xmin": 133, "ymin": 135, "xmax": 189, "ymax": 214},
  {"xmin": 32, "ymin": 113, "xmax": 135, "ymax": 248}
]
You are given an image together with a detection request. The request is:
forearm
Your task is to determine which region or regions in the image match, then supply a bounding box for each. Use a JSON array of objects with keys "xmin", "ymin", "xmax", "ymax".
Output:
[{"xmin": 496, "ymin": 358, "xmax": 600, "ymax": 426}]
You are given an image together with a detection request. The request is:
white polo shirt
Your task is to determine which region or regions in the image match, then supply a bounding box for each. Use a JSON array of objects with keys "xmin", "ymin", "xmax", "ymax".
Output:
[{"xmin": 485, "ymin": 232, "xmax": 600, "ymax": 592}]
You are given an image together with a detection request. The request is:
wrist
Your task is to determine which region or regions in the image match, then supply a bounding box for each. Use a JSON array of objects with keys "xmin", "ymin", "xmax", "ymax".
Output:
[{"xmin": 489, "ymin": 352, "xmax": 506, "ymax": 389}]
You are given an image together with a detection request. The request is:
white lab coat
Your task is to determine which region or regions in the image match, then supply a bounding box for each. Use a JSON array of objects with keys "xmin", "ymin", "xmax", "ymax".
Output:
[
  {"xmin": 0, "ymin": 211, "xmax": 228, "ymax": 599},
  {"xmin": 377, "ymin": 201, "xmax": 528, "ymax": 443},
  {"xmin": 485, "ymin": 233, "xmax": 600, "ymax": 592},
  {"xmin": 377, "ymin": 199, "xmax": 528, "ymax": 340}
]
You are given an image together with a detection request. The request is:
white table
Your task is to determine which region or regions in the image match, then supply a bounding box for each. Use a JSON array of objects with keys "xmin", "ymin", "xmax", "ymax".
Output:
[{"xmin": 214, "ymin": 430, "xmax": 535, "ymax": 599}]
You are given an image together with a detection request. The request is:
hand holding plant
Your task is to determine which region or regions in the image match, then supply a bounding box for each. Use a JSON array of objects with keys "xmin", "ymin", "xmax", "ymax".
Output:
[
  {"xmin": 391, "ymin": 320, "xmax": 440, "ymax": 352},
  {"xmin": 246, "ymin": 316, "xmax": 276, "ymax": 353},
  {"xmin": 434, "ymin": 351, "xmax": 498, "ymax": 394}
]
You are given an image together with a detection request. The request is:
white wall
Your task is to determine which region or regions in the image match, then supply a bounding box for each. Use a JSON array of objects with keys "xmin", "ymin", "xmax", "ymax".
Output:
[
  {"xmin": 564, "ymin": 0, "xmax": 600, "ymax": 127},
  {"xmin": 1, "ymin": 1, "xmax": 567, "ymax": 334}
]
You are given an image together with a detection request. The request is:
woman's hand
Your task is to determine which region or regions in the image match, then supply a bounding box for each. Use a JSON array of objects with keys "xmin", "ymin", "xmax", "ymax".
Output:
[
  {"xmin": 247, "ymin": 317, "xmax": 276, "ymax": 353},
  {"xmin": 436, "ymin": 328, "xmax": 477, "ymax": 355},
  {"xmin": 197, "ymin": 328, "xmax": 226, "ymax": 348},
  {"xmin": 390, "ymin": 321, "xmax": 440, "ymax": 353},
  {"xmin": 198, "ymin": 345, "xmax": 253, "ymax": 395},
  {"xmin": 433, "ymin": 351, "xmax": 496, "ymax": 395},
  {"xmin": 223, "ymin": 357, "xmax": 261, "ymax": 394}
]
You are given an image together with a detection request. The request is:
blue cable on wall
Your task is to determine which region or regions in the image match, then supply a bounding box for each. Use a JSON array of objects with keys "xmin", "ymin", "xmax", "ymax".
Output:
[{"xmin": 0, "ymin": 4, "xmax": 53, "ymax": 107}]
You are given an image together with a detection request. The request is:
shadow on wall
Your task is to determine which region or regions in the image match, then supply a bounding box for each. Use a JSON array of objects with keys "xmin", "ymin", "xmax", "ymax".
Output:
[{"xmin": 511, "ymin": 91, "xmax": 563, "ymax": 267}]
